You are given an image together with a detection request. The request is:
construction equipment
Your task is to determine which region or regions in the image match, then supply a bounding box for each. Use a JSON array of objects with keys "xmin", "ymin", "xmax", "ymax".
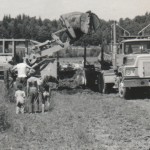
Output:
[
  {"xmin": 0, "ymin": 11, "xmax": 99, "ymax": 90},
  {"xmin": 28, "ymin": 11, "xmax": 99, "ymax": 63},
  {"xmin": 97, "ymin": 22, "xmax": 150, "ymax": 99}
]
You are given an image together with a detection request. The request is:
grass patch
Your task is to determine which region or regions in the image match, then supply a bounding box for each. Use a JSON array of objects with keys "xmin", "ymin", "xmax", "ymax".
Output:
[{"xmin": 0, "ymin": 104, "xmax": 10, "ymax": 132}]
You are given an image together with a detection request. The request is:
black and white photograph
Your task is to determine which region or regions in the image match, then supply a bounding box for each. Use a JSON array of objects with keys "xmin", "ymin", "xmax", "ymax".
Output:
[{"xmin": 0, "ymin": 0, "xmax": 150, "ymax": 149}]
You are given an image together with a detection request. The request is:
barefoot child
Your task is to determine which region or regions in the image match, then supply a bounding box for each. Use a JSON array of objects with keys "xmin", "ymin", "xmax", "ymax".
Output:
[
  {"xmin": 15, "ymin": 84, "xmax": 26, "ymax": 114},
  {"xmin": 42, "ymin": 85, "xmax": 50, "ymax": 113}
]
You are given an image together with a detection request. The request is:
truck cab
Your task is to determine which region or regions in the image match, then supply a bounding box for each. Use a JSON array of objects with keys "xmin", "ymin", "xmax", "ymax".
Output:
[
  {"xmin": 116, "ymin": 39, "xmax": 150, "ymax": 66},
  {"xmin": 116, "ymin": 38, "xmax": 150, "ymax": 98}
]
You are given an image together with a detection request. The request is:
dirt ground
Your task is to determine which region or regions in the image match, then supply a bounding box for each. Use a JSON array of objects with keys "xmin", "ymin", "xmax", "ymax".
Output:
[{"xmin": 0, "ymin": 83, "xmax": 150, "ymax": 150}]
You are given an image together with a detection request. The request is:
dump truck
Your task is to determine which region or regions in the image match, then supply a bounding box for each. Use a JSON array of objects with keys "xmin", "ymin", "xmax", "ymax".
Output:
[{"xmin": 96, "ymin": 22, "xmax": 150, "ymax": 99}]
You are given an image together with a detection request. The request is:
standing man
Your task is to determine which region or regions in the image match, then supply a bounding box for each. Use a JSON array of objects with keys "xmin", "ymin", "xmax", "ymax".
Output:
[{"xmin": 12, "ymin": 59, "xmax": 34, "ymax": 86}]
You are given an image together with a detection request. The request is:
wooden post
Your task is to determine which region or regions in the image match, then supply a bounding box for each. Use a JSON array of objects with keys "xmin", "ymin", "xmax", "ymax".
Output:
[
  {"xmin": 56, "ymin": 52, "xmax": 59, "ymax": 80},
  {"xmin": 25, "ymin": 40, "xmax": 29, "ymax": 55},
  {"xmin": 13, "ymin": 41, "xmax": 17, "ymax": 64},
  {"xmin": 84, "ymin": 42, "xmax": 87, "ymax": 68}
]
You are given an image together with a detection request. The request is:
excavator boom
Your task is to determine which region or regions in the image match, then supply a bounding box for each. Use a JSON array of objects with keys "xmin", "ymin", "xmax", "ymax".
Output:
[
  {"xmin": 24, "ymin": 11, "xmax": 100, "ymax": 79},
  {"xmin": 28, "ymin": 11, "xmax": 100, "ymax": 64}
]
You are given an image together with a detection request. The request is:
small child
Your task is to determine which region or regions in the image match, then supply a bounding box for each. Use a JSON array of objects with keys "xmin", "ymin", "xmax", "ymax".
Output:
[
  {"xmin": 15, "ymin": 84, "xmax": 26, "ymax": 114},
  {"xmin": 42, "ymin": 85, "xmax": 50, "ymax": 113}
]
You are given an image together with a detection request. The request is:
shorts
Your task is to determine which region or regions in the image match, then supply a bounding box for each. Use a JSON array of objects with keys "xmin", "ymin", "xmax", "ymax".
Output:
[
  {"xmin": 16, "ymin": 77, "xmax": 27, "ymax": 86},
  {"xmin": 29, "ymin": 92, "xmax": 38, "ymax": 104},
  {"xmin": 16, "ymin": 103, "xmax": 24, "ymax": 114}
]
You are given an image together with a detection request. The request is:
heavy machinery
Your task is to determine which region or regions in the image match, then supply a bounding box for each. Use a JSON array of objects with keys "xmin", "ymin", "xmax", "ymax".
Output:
[
  {"xmin": 0, "ymin": 11, "xmax": 99, "ymax": 89},
  {"xmin": 97, "ymin": 22, "xmax": 150, "ymax": 99}
]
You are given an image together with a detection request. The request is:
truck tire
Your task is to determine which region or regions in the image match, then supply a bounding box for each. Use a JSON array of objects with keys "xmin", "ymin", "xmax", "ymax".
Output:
[{"xmin": 119, "ymin": 81, "xmax": 130, "ymax": 99}]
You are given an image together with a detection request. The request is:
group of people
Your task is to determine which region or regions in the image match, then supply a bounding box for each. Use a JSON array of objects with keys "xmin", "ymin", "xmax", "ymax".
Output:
[{"xmin": 12, "ymin": 59, "xmax": 57, "ymax": 114}]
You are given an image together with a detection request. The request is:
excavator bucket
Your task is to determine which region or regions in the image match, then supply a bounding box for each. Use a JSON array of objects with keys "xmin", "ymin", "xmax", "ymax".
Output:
[
  {"xmin": 90, "ymin": 12, "xmax": 100, "ymax": 32},
  {"xmin": 60, "ymin": 11, "xmax": 100, "ymax": 40}
]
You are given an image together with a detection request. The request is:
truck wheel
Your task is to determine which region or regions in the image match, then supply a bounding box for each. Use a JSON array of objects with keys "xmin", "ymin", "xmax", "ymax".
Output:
[{"xmin": 119, "ymin": 81, "xmax": 130, "ymax": 99}]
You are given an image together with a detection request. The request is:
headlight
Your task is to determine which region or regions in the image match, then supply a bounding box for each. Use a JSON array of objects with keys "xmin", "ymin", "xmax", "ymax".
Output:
[{"xmin": 125, "ymin": 68, "xmax": 136, "ymax": 76}]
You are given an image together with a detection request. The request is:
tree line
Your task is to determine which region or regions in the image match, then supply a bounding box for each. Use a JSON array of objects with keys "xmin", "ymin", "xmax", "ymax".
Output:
[
  {"xmin": 1, "ymin": 13, "xmax": 150, "ymax": 57},
  {"xmin": 0, "ymin": 14, "xmax": 61, "ymax": 42}
]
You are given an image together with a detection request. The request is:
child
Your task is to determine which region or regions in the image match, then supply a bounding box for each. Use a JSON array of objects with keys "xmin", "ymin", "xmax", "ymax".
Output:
[
  {"xmin": 15, "ymin": 84, "xmax": 26, "ymax": 114},
  {"xmin": 42, "ymin": 85, "xmax": 50, "ymax": 113}
]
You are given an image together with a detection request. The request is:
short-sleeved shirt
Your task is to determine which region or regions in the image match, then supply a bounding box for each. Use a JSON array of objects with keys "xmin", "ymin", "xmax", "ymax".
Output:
[
  {"xmin": 15, "ymin": 90, "xmax": 26, "ymax": 104},
  {"xmin": 13, "ymin": 63, "xmax": 31, "ymax": 78}
]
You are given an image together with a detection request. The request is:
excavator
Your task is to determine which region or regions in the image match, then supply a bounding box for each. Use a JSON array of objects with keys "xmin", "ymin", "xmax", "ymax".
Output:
[
  {"xmin": 1, "ymin": 11, "xmax": 100, "ymax": 90},
  {"xmin": 27, "ymin": 11, "xmax": 99, "ymax": 64}
]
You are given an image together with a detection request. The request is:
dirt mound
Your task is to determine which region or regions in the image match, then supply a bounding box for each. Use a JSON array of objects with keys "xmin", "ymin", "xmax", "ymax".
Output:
[{"xmin": 58, "ymin": 78, "xmax": 77, "ymax": 89}]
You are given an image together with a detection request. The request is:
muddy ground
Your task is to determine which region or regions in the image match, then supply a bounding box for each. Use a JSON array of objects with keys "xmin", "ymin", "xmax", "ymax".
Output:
[{"xmin": 0, "ymin": 83, "xmax": 150, "ymax": 150}]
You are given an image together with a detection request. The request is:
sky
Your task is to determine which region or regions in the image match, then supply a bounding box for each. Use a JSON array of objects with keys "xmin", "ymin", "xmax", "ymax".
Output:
[{"xmin": 0, "ymin": 0, "xmax": 150, "ymax": 21}]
